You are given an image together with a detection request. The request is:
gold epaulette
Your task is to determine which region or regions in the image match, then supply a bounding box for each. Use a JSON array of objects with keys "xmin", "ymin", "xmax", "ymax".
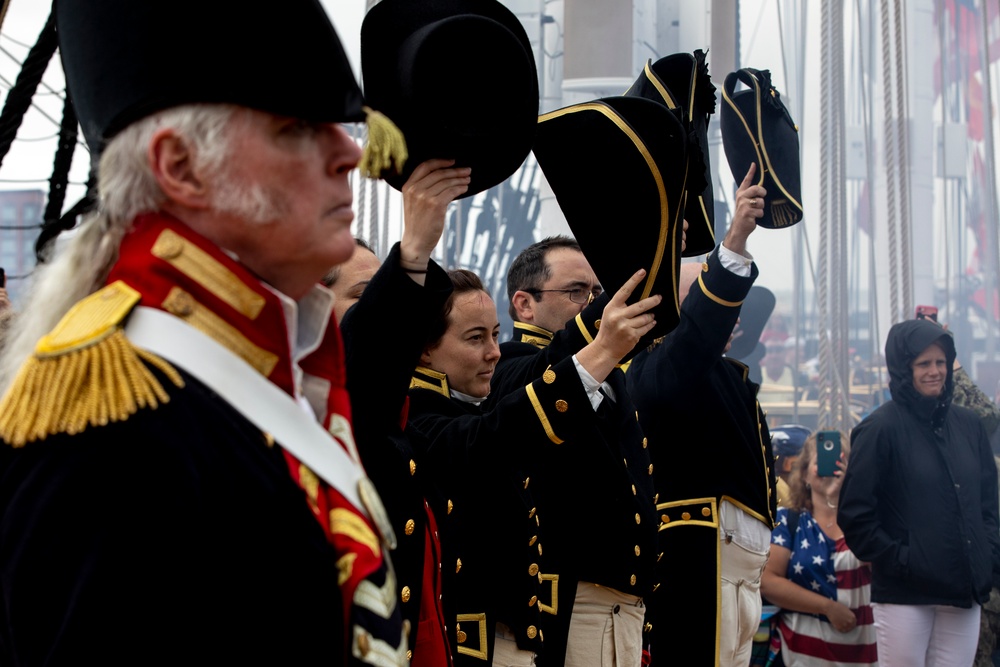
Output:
[{"xmin": 0, "ymin": 281, "xmax": 184, "ymax": 447}]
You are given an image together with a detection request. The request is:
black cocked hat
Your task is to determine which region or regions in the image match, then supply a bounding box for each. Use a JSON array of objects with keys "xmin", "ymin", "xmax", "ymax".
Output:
[
  {"xmin": 720, "ymin": 68, "xmax": 803, "ymax": 228},
  {"xmin": 55, "ymin": 0, "xmax": 365, "ymax": 153},
  {"xmin": 533, "ymin": 96, "xmax": 688, "ymax": 354},
  {"xmin": 625, "ymin": 50, "xmax": 717, "ymax": 255},
  {"xmin": 727, "ymin": 284, "xmax": 776, "ymax": 361},
  {"xmin": 361, "ymin": 0, "xmax": 539, "ymax": 198}
]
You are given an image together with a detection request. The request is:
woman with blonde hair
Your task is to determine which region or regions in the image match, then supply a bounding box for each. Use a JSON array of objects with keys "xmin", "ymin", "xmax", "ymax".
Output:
[{"xmin": 760, "ymin": 433, "xmax": 877, "ymax": 666}]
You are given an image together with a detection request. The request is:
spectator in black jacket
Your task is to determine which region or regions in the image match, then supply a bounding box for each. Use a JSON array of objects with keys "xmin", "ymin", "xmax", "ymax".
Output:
[{"xmin": 839, "ymin": 319, "xmax": 1000, "ymax": 667}]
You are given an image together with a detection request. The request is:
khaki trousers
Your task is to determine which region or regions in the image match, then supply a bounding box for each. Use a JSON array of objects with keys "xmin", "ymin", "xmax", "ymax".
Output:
[{"xmin": 564, "ymin": 582, "xmax": 644, "ymax": 667}]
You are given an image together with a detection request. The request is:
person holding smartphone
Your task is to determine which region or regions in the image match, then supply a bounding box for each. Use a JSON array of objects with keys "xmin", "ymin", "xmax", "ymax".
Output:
[
  {"xmin": 760, "ymin": 432, "xmax": 877, "ymax": 666},
  {"xmin": 839, "ymin": 319, "xmax": 1000, "ymax": 667}
]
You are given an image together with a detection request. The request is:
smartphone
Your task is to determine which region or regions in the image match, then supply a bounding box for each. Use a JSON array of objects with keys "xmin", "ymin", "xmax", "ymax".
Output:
[
  {"xmin": 915, "ymin": 305, "xmax": 938, "ymax": 322},
  {"xmin": 816, "ymin": 430, "xmax": 841, "ymax": 477}
]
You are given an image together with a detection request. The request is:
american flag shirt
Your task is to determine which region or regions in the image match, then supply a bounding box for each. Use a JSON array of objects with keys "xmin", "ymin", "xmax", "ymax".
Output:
[{"xmin": 770, "ymin": 507, "xmax": 877, "ymax": 666}]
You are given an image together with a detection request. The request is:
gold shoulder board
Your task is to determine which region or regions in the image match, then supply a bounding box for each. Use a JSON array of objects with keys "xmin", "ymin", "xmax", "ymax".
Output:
[{"xmin": 0, "ymin": 281, "xmax": 184, "ymax": 447}]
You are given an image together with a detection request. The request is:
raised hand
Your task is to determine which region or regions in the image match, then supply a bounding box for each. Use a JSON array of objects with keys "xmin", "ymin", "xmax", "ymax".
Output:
[
  {"xmin": 725, "ymin": 162, "xmax": 767, "ymax": 256},
  {"xmin": 400, "ymin": 159, "xmax": 471, "ymax": 275},
  {"xmin": 576, "ymin": 268, "xmax": 661, "ymax": 383}
]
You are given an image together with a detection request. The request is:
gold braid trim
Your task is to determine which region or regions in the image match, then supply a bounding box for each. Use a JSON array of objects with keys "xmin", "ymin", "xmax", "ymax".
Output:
[
  {"xmin": 359, "ymin": 106, "xmax": 408, "ymax": 179},
  {"xmin": 0, "ymin": 281, "xmax": 185, "ymax": 447}
]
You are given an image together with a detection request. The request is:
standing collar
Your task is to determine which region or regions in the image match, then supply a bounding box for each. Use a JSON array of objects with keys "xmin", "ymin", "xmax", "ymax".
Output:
[{"xmin": 512, "ymin": 321, "xmax": 554, "ymax": 348}]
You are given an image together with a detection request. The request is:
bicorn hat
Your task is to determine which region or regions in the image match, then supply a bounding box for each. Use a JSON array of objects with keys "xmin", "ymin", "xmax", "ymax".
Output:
[
  {"xmin": 625, "ymin": 50, "xmax": 717, "ymax": 256},
  {"xmin": 361, "ymin": 0, "xmax": 539, "ymax": 198},
  {"xmin": 533, "ymin": 96, "xmax": 688, "ymax": 353},
  {"xmin": 56, "ymin": 0, "xmax": 365, "ymax": 153},
  {"xmin": 720, "ymin": 68, "xmax": 803, "ymax": 229},
  {"xmin": 727, "ymin": 284, "xmax": 776, "ymax": 361}
]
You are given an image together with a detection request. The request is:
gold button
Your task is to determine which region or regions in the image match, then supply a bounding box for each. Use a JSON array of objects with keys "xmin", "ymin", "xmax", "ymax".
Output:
[
  {"xmin": 642, "ymin": 437, "xmax": 648, "ymax": 448},
  {"xmin": 644, "ymin": 622, "xmax": 653, "ymax": 633},
  {"xmin": 635, "ymin": 513, "xmax": 641, "ymax": 524},
  {"xmin": 357, "ymin": 631, "xmax": 371, "ymax": 657},
  {"xmin": 630, "ymin": 574, "xmax": 637, "ymax": 586},
  {"xmin": 263, "ymin": 432, "xmax": 275, "ymax": 448},
  {"xmin": 406, "ymin": 650, "xmax": 412, "ymax": 661},
  {"xmin": 634, "ymin": 545, "xmax": 641, "ymax": 556},
  {"xmin": 156, "ymin": 234, "xmax": 184, "ymax": 259},
  {"xmin": 457, "ymin": 629, "xmax": 468, "ymax": 643},
  {"xmin": 405, "ymin": 519, "xmax": 415, "ymax": 536},
  {"xmin": 529, "ymin": 535, "xmax": 538, "ymax": 546},
  {"xmin": 594, "ymin": 319, "xmax": 602, "ymax": 330},
  {"xmin": 528, "ymin": 507, "xmax": 537, "ymax": 519},
  {"xmin": 524, "ymin": 477, "xmax": 530, "ymax": 489},
  {"xmin": 654, "ymin": 493, "xmax": 659, "ymax": 503},
  {"xmin": 661, "ymin": 514, "xmax": 670, "ymax": 523},
  {"xmin": 529, "ymin": 595, "xmax": 538, "ymax": 606},
  {"xmin": 555, "ymin": 400, "xmax": 568, "ymax": 412},
  {"xmin": 631, "ymin": 484, "xmax": 637, "ymax": 495},
  {"xmin": 447, "ymin": 499, "xmax": 454, "ymax": 514},
  {"xmin": 165, "ymin": 290, "xmax": 196, "ymax": 317},
  {"xmin": 527, "ymin": 626, "xmax": 538, "ymax": 639},
  {"xmin": 528, "ymin": 563, "xmax": 539, "ymax": 576},
  {"xmin": 542, "ymin": 369, "xmax": 556, "ymax": 384},
  {"xmin": 456, "ymin": 558, "xmax": 462, "ymax": 573},
  {"xmin": 648, "ymin": 464, "xmax": 654, "ymax": 475},
  {"xmin": 623, "ymin": 458, "xmax": 628, "ymax": 467},
  {"xmin": 538, "ymin": 543, "xmax": 543, "ymax": 555},
  {"xmin": 409, "ymin": 459, "xmax": 417, "ymax": 475},
  {"xmin": 635, "ymin": 411, "xmax": 639, "ymax": 421},
  {"xmin": 701, "ymin": 507, "xmax": 711, "ymax": 517},
  {"xmin": 401, "ymin": 586, "xmax": 411, "ymax": 603},
  {"xmin": 682, "ymin": 512, "xmax": 691, "ymax": 521},
  {"xmin": 536, "ymin": 515, "xmax": 540, "ymax": 526},
  {"xmin": 701, "ymin": 261, "xmax": 709, "ymax": 272},
  {"xmin": 657, "ymin": 552, "xmax": 664, "ymax": 562}
]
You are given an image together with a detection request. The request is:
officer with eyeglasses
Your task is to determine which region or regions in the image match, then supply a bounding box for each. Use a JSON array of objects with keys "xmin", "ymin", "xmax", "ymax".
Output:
[{"xmin": 485, "ymin": 235, "xmax": 658, "ymax": 667}]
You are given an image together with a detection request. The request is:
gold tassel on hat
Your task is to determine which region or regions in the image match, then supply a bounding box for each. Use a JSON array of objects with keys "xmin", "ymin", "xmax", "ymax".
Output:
[
  {"xmin": 359, "ymin": 106, "xmax": 408, "ymax": 179},
  {"xmin": 0, "ymin": 281, "xmax": 184, "ymax": 447}
]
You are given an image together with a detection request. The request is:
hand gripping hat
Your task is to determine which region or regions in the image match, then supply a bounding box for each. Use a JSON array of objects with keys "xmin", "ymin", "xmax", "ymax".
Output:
[
  {"xmin": 625, "ymin": 50, "xmax": 717, "ymax": 256},
  {"xmin": 361, "ymin": 0, "xmax": 539, "ymax": 198},
  {"xmin": 533, "ymin": 96, "xmax": 688, "ymax": 355},
  {"xmin": 55, "ymin": 0, "xmax": 369, "ymax": 154},
  {"xmin": 720, "ymin": 68, "xmax": 803, "ymax": 228}
]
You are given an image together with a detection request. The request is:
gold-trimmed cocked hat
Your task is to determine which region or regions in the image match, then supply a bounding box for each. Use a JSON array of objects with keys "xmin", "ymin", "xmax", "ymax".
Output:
[
  {"xmin": 532, "ymin": 96, "xmax": 688, "ymax": 356},
  {"xmin": 720, "ymin": 68, "xmax": 803, "ymax": 229},
  {"xmin": 625, "ymin": 50, "xmax": 717, "ymax": 256},
  {"xmin": 361, "ymin": 0, "xmax": 539, "ymax": 198}
]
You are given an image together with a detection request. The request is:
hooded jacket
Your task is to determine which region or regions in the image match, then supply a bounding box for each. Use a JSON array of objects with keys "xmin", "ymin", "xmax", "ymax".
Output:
[{"xmin": 839, "ymin": 319, "xmax": 1000, "ymax": 606}]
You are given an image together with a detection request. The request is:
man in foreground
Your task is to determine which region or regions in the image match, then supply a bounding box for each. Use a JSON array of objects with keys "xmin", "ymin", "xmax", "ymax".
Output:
[{"xmin": 0, "ymin": 0, "xmax": 405, "ymax": 663}]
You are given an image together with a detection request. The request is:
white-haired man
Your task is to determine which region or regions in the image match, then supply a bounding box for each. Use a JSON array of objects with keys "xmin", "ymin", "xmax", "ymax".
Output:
[{"xmin": 0, "ymin": 1, "xmax": 406, "ymax": 664}]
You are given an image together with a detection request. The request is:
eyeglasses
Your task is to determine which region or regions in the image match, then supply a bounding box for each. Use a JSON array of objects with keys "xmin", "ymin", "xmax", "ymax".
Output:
[{"xmin": 528, "ymin": 286, "xmax": 602, "ymax": 304}]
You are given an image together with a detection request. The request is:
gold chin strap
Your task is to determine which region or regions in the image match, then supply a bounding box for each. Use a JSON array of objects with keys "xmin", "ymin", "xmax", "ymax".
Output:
[{"xmin": 358, "ymin": 107, "xmax": 408, "ymax": 179}]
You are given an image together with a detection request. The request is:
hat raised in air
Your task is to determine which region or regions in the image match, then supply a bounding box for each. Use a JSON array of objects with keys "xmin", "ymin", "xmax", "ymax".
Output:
[
  {"xmin": 533, "ymin": 96, "xmax": 688, "ymax": 354},
  {"xmin": 361, "ymin": 0, "xmax": 539, "ymax": 198},
  {"xmin": 625, "ymin": 50, "xmax": 717, "ymax": 256},
  {"xmin": 56, "ymin": 0, "xmax": 365, "ymax": 153},
  {"xmin": 720, "ymin": 68, "xmax": 803, "ymax": 229}
]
